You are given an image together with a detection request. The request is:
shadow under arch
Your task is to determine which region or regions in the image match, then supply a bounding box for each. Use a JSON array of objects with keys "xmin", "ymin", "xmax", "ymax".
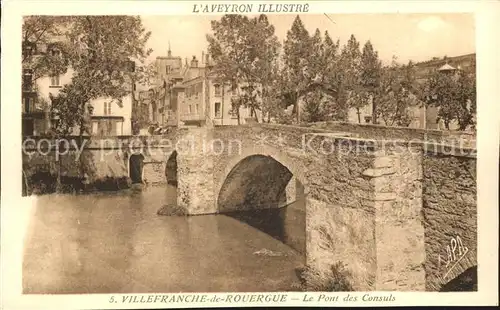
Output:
[
  {"xmin": 165, "ymin": 151, "xmax": 178, "ymax": 186},
  {"xmin": 217, "ymin": 153, "xmax": 307, "ymax": 256},
  {"xmin": 129, "ymin": 154, "xmax": 145, "ymax": 184},
  {"xmin": 440, "ymin": 266, "xmax": 477, "ymax": 292}
]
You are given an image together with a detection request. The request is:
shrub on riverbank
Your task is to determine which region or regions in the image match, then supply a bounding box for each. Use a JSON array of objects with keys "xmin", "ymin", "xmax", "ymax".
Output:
[
  {"xmin": 26, "ymin": 172, "xmax": 131, "ymax": 195},
  {"xmin": 296, "ymin": 262, "xmax": 354, "ymax": 291}
]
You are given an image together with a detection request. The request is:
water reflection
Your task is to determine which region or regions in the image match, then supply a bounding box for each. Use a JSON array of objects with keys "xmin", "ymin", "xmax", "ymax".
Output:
[{"xmin": 23, "ymin": 185, "xmax": 304, "ymax": 294}]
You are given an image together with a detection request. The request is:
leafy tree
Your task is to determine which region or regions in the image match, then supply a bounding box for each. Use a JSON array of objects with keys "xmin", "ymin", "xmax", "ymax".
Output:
[
  {"xmin": 261, "ymin": 60, "xmax": 282, "ymax": 123},
  {"xmin": 360, "ymin": 40, "xmax": 382, "ymax": 123},
  {"xmin": 59, "ymin": 16, "xmax": 151, "ymax": 135},
  {"xmin": 375, "ymin": 58, "xmax": 420, "ymax": 126},
  {"xmin": 23, "ymin": 16, "xmax": 152, "ymax": 188},
  {"xmin": 23, "ymin": 16, "xmax": 152, "ymax": 137},
  {"xmin": 22, "ymin": 16, "xmax": 73, "ymax": 85},
  {"xmin": 321, "ymin": 32, "xmax": 345, "ymax": 121},
  {"xmin": 281, "ymin": 15, "xmax": 312, "ymax": 123},
  {"xmin": 422, "ymin": 68, "xmax": 476, "ymax": 130},
  {"xmin": 207, "ymin": 14, "xmax": 280, "ymax": 124},
  {"xmin": 339, "ymin": 34, "xmax": 363, "ymax": 122},
  {"xmin": 299, "ymin": 29, "xmax": 341, "ymax": 123}
]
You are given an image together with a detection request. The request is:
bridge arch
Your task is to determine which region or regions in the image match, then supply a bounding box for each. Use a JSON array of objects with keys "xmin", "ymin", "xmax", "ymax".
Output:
[
  {"xmin": 440, "ymin": 265, "xmax": 477, "ymax": 291},
  {"xmin": 128, "ymin": 154, "xmax": 145, "ymax": 184},
  {"xmin": 216, "ymin": 145, "xmax": 309, "ymax": 213},
  {"xmin": 215, "ymin": 145, "xmax": 309, "ymax": 255}
]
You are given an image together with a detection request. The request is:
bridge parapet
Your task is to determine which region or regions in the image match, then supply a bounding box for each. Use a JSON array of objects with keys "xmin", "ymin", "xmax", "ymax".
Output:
[{"xmin": 305, "ymin": 121, "xmax": 476, "ymax": 149}]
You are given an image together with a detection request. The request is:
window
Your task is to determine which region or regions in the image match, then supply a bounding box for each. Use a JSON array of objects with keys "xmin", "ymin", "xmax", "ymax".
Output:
[
  {"xmin": 214, "ymin": 84, "xmax": 221, "ymax": 97},
  {"xmin": 24, "ymin": 97, "xmax": 33, "ymax": 113},
  {"xmin": 50, "ymin": 75, "xmax": 60, "ymax": 87},
  {"xmin": 214, "ymin": 102, "xmax": 221, "ymax": 118},
  {"xmin": 188, "ymin": 105, "xmax": 192, "ymax": 114},
  {"xmin": 104, "ymin": 102, "xmax": 111, "ymax": 115},
  {"xmin": 166, "ymin": 65, "xmax": 171, "ymax": 74},
  {"xmin": 23, "ymin": 69, "xmax": 33, "ymax": 91}
]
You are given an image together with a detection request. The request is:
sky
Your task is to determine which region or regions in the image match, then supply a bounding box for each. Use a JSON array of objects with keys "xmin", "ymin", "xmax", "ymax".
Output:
[{"xmin": 141, "ymin": 13, "xmax": 475, "ymax": 65}]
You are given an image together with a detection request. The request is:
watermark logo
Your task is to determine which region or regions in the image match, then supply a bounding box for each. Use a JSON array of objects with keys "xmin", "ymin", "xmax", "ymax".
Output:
[{"xmin": 21, "ymin": 132, "xmax": 476, "ymax": 162}]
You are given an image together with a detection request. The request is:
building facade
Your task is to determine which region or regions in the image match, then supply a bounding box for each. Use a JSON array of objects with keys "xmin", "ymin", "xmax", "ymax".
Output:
[
  {"xmin": 22, "ymin": 41, "xmax": 134, "ymax": 137},
  {"xmin": 144, "ymin": 48, "xmax": 255, "ymax": 129}
]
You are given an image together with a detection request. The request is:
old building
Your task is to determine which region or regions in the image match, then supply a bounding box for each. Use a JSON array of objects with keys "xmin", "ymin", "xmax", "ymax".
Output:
[
  {"xmin": 174, "ymin": 52, "xmax": 255, "ymax": 127},
  {"xmin": 141, "ymin": 47, "xmax": 257, "ymax": 129},
  {"xmin": 22, "ymin": 40, "xmax": 134, "ymax": 137}
]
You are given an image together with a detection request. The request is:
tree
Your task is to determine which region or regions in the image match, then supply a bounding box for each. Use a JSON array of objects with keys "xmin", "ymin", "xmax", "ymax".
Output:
[
  {"xmin": 360, "ymin": 40, "xmax": 382, "ymax": 123},
  {"xmin": 23, "ymin": 16, "xmax": 152, "ymax": 136},
  {"xmin": 422, "ymin": 68, "xmax": 476, "ymax": 130},
  {"xmin": 207, "ymin": 14, "xmax": 280, "ymax": 124},
  {"xmin": 339, "ymin": 34, "xmax": 363, "ymax": 123},
  {"xmin": 281, "ymin": 15, "xmax": 312, "ymax": 123},
  {"xmin": 375, "ymin": 58, "xmax": 420, "ymax": 126},
  {"xmin": 23, "ymin": 16, "xmax": 152, "ymax": 188},
  {"xmin": 299, "ymin": 29, "xmax": 340, "ymax": 123},
  {"xmin": 60, "ymin": 16, "xmax": 151, "ymax": 135},
  {"xmin": 22, "ymin": 16, "xmax": 73, "ymax": 84},
  {"xmin": 321, "ymin": 32, "xmax": 345, "ymax": 121}
]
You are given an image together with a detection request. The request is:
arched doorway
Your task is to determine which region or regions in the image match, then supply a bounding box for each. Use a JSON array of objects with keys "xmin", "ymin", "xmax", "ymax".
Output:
[
  {"xmin": 440, "ymin": 266, "xmax": 477, "ymax": 292},
  {"xmin": 217, "ymin": 154, "xmax": 306, "ymax": 256},
  {"xmin": 129, "ymin": 154, "xmax": 144, "ymax": 184},
  {"xmin": 165, "ymin": 151, "xmax": 178, "ymax": 186}
]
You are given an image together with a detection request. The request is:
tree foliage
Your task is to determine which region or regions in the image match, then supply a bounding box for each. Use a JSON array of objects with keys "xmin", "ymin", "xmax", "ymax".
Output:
[
  {"xmin": 374, "ymin": 58, "xmax": 420, "ymax": 126},
  {"xmin": 422, "ymin": 68, "xmax": 476, "ymax": 130},
  {"xmin": 207, "ymin": 14, "xmax": 280, "ymax": 124},
  {"xmin": 22, "ymin": 16, "xmax": 152, "ymax": 137},
  {"xmin": 202, "ymin": 14, "xmax": 476, "ymax": 130},
  {"xmin": 281, "ymin": 16, "xmax": 313, "ymax": 123}
]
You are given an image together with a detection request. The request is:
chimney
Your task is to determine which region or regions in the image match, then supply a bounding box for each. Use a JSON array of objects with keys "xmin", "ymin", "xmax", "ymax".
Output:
[
  {"xmin": 190, "ymin": 55, "xmax": 198, "ymax": 68},
  {"xmin": 205, "ymin": 53, "xmax": 210, "ymax": 66},
  {"xmin": 202, "ymin": 51, "xmax": 205, "ymax": 64}
]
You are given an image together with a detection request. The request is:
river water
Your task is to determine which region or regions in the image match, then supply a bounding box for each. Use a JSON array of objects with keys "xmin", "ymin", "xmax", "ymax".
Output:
[{"xmin": 23, "ymin": 185, "xmax": 305, "ymax": 294}]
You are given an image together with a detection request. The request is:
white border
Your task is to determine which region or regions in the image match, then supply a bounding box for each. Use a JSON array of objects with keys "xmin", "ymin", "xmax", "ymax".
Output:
[{"xmin": 2, "ymin": 0, "xmax": 499, "ymax": 308}]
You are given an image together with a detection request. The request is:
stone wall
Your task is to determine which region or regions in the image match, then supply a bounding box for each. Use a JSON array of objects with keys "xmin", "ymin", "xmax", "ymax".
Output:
[
  {"xmin": 306, "ymin": 121, "xmax": 476, "ymax": 148},
  {"xmin": 422, "ymin": 152, "xmax": 477, "ymax": 291},
  {"xmin": 368, "ymin": 147, "xmax": 426, "ymax": 291},
  {"xmin": 21, "ymin": 124, "xmax": 477, "ymax": 292},
  {"xmin": 211, "ymin": 125, "xmax": 385, "ymax": 291},
  {"xmin": 22, "ymin": 132, "xmax": 180, "ymax": 193},
  {"xmin": 142, "ymin": 161, "xmax": 167, "ymax": 184},
  {"xmin": 175, "ymin": 128, "xmax": 217, "ymax": 214}
]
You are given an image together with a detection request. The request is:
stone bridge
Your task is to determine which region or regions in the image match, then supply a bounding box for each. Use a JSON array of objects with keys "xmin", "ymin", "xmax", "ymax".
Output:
[{"xmin": 22, "ymin": 122, "xmax": 477, "ymax": 292}]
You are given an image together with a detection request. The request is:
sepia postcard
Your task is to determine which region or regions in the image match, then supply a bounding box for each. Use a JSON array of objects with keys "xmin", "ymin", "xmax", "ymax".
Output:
[{"xmin": 1, "ymin": 0, "xmax": 499, "ymax": 308}]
